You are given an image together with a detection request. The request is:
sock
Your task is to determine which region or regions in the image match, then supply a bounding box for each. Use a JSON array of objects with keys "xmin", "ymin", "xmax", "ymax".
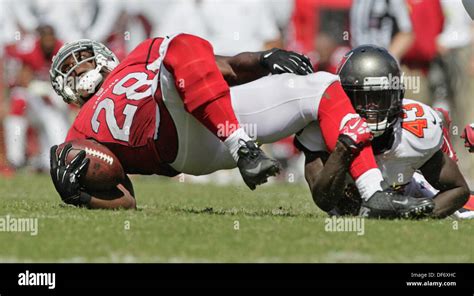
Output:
[
  {"xmin": 317, "ymin": 82, "xmax": 384, "ymax": 199},
  {"xmin": 355, "ymin": 168, "xmax": 384, "ymax": 201},
  {"xmin": 317, "ymin": 81, "xmax": 381, "ymax": 182},
  {"xmin": 349, "ymin": 145, "xmax": 379, "ymax": 179},
  {"xmin": 162, "ymin": 34, "xmax": 248, "ymax": 143},
  {"xmin": 191, "ymin": 98, "xmax": 242, "ymax": 141},
  {"xmin": 224, "ymin": 128, "xmax": 252, "ymax": 162}
]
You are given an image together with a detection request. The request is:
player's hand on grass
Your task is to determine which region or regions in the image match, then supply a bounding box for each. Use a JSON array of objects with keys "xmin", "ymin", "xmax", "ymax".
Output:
[
  {"xmin": 116, "ymin": 183, "xmax": 136, "ymax": 209},
  {"xmin": 338, "ymin": 114, "xmax": 373, "ymax": 154},
  {"xmin": 50, "ymin": 144, "xmax": 91, "ymax": 206},
  {"xmin": 260, "ymin": 48, "xmax": 314, "ymax": 75},
  {"xmin": 461, "ymin": 123, "xmax": 474, "ymax": 153}
]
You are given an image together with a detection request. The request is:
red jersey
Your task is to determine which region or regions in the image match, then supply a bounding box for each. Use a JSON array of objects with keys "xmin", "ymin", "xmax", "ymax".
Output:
[
  {"xmin": 6, "ymin": 38, "xmax": 63, "ymax": 80},
  {"xmin": 402, "ymin": 0, "xmax": 444, "ymax": 71},
  {"xmin": 287, "ymin": 0, "xmax": 352, "ymax": 53},
  {"xmin": 66, "ymin": 34, "xmax": 231, "ymax": 176}
]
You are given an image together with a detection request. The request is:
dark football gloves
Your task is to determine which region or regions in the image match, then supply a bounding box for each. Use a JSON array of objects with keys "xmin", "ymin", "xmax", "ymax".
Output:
[
  {"xmin": 50, "ymin": 144, "xmax": 91, "ymax": 206},
  {"xmin": 260, "ymin": 48, "xmax": 314, "ymax": 75},
  {"xmin": 338, "ymin": 114, "xmax": 374, "ymax": 155}
]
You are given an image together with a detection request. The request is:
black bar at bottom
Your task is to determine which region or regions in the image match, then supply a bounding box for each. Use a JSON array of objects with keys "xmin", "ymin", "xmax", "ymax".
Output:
[{"xmin": 0, "ymin": 263, "xmax": 472, "ymax": 293}]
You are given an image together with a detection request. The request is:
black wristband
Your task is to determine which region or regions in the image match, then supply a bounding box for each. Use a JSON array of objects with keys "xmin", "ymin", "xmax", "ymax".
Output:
[
  {"xmin": 337, "ymin": 134, "xmax": 361, "ymax": 156},
  {"xmin": 62, "ymin": 191, "xmax": 91, "ymax": 207},
  {"xmin": 259, "ymin": 51, "xmax": 267, "ymax": 66},
  {"xmin": 259, "ymin": 51, "xmax": 265, "ymax": 65}
]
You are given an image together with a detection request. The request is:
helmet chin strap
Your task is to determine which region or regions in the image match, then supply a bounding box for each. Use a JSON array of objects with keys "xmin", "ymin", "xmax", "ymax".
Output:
[
  {"xmin": 368, "ymin": 119, "xmax": 388, "ymax": 137},
  {"xmin": 76, "ymin": 57, "xmax": 108, "ymax": 98},
  {"xmin": 76, "ymin": 54, "xmax": 113, "ymax": 100},
  {"xmin": 77, "ymin": 66, "xmax": 104, "ymax": 97}
]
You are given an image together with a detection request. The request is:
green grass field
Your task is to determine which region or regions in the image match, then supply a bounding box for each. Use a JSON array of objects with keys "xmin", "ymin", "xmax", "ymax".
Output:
[{"xmin": 0, "ymin": 172, "xmax": 472, "ymax": 263}]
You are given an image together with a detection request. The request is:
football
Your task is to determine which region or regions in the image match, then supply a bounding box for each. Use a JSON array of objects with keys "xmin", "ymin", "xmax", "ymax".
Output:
[{"xmin": 57, "ymin": 139, "xmax": 126, "ymax": 198}]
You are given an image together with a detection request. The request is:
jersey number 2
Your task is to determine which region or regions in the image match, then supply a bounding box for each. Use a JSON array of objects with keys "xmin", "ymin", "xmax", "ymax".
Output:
[{"xmin": 91, "ymin": 73, "xmax": 153, "ymax": 141}]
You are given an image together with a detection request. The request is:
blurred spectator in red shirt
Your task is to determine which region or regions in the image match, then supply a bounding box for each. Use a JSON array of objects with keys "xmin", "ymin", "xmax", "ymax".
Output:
[
  {"xmin": 3, "ymin": 25, "xmax": 70, "ymax": 172},
  {"xmin": 288, "ymin": 0, "xmax": 351, "ymax": 73},
  {"xmin": 6, "ymin": 25, "xmax": 63, "ymax": 80},
  {"xmin": 402, "ymin": 0, "xmax": 444, "ymax": 72},
  {"xmin": 288, "ymin": 0, "xmax": 351, "ymax": 54}
]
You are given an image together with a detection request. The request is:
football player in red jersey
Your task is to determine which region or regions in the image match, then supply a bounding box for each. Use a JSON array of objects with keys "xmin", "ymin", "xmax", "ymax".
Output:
[
  {"xmin": 48, "ymin": 34, "xmax": 433, "ymax": 217},
  {"xmin": 48, "ymin": 34, "xmax": 312, "ymax": 207},
  {"xmin": 4, "ymin": 25, "xmax": 68, "ymax": 171}
]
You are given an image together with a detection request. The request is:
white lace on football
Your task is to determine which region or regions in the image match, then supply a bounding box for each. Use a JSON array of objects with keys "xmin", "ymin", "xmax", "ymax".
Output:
[{"xmin": 84, "ymin": 148, "xmax": 114, "ymax": 165}]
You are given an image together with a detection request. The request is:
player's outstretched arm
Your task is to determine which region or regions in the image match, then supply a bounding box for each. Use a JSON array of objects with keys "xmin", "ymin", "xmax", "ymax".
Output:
[
  {"xmin": 420, "ymin": 150, "xmax": 470, "ymax": 218},
  {"xmin": 215, "ymin": 48, "xmax": 314, "ymax": 86},
  {"xmin": 88, "ymin": 177, "xmax": 136, "ymax": 210},
  {"xmin": 302, "ymin": 141, "xmax": 354, "ymax": 212},
  {"xmin": 302, "ymin": 115, "xmax": 373, "ymax": 212},
  {"xmin": 88, "ymin": 190, "xmax": 135, "ymax": 209}
]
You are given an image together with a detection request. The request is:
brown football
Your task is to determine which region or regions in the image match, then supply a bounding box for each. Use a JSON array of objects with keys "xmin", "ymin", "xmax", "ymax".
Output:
[{"xmin": 57, "ymin": 139, "xmax": 126, "ymax": 199}]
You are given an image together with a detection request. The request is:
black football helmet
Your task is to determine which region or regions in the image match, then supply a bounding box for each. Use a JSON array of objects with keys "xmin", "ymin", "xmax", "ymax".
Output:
[{"xmin": 337, "ymin": 45, "xmax": 404, "ymax": 137}]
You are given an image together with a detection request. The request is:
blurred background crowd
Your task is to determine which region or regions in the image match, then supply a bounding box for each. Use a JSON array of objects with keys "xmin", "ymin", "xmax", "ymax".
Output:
[{"xmin": 0, "ymin": 0, "xmax": 473, "ymax": 187}]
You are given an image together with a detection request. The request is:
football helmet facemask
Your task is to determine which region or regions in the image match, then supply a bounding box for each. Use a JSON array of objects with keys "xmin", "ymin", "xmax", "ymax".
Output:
[
  {"xmin": 50, "ymin": 39, "xmax": 119, "ymax": 106},
  {"xmin": 337, "ymin": 45, "xmax": 404, "ymax": 137}
]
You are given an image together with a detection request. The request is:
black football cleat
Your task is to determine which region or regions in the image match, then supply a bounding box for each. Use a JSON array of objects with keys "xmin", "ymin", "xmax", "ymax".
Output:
[
  {"xmin": 237, "ymin": 140, "xmax": 281, "ymax": 190},
  {"xmin": 359, "ymin": 187, "xmax": 435, "ymax": 219}
]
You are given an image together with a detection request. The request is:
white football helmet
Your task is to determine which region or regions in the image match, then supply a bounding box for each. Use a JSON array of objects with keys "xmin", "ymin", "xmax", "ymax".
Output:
[{"xmin": 49, "ymin": 39, "xmax": 119, "ymax": 105}]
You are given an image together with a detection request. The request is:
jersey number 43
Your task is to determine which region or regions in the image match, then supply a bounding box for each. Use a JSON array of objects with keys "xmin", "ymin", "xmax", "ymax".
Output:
[{"xmin": 402, "ymin": 103, "xmax": 428, "ymax": 138}]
